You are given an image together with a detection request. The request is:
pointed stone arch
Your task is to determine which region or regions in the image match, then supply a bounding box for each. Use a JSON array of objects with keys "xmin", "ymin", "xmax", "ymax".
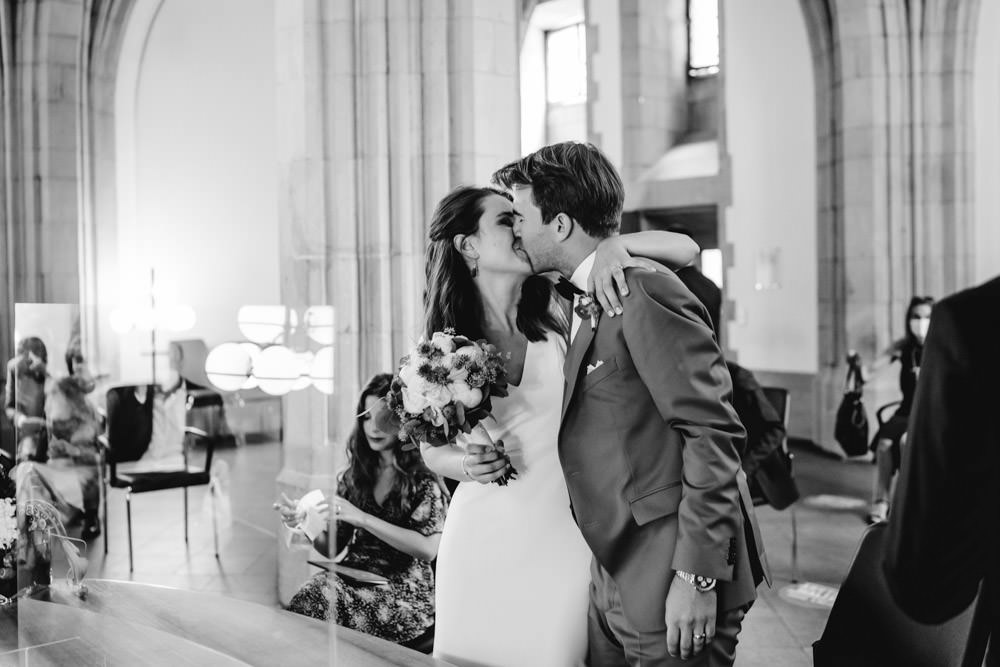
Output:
[
  {"xmin": 797, "ymin": 0, "xmax": 981, "ymax": 452},
  {"xmin": 0, "ymin": 0, "xmax": 135, "ymax": 368}
]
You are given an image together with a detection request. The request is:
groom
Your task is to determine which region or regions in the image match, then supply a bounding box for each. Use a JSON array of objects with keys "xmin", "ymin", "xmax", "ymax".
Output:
[{"xmin": 494, "ymin": 142, "xmax": 768, "ymax": 666}]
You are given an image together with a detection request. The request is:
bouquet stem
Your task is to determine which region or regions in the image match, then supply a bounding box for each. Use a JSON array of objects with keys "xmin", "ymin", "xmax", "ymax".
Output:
[{"xmin": 470, "ymin": 423, "xmax": 518, "ymax": 486}]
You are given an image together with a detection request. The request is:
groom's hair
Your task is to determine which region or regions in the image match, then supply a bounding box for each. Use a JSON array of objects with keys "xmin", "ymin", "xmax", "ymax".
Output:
[{"xmin": 492, "ymin": 142, "xmax": 623, "ymax": 239}]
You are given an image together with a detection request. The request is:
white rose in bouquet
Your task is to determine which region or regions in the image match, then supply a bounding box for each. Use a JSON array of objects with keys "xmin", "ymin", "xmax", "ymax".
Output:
[
  {"xmin": 450, "ymin": 383, "xmax": 483, "ymax": 410},
  {"xmin": 423, "ymin": 382, "xmax": 454, "ymax": 410},
  {"xmin": 398, "ymin": 355, "xmax": 422, "ymax": 385},
  {"xmin": 431, "ymin": 331, "xmax": 456, "ymax": 354},
  {"xmin": 401, "ymin": 385, "xmax": 430, "ymax": 414},
  {"xmin": 447, "ymin": 364, "xmax": 469, "ymax": 385}
]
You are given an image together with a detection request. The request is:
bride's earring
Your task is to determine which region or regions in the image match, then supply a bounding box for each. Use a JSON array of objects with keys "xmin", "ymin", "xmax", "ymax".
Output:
[{"xmin": 454, "ymin": 235, "xmax": 479, "ymax": 277}]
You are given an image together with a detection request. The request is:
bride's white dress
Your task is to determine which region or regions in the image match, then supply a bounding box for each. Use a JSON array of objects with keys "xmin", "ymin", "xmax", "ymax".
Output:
[{"xmin": 433, "ymin": 334, "xmax": 592, "ymax": 667}]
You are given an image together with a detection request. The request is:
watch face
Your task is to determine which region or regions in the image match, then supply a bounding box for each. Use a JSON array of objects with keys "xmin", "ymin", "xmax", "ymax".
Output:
[{"xmin": 695, "ymin": 576, "xmax": 717, "ymax": 592}]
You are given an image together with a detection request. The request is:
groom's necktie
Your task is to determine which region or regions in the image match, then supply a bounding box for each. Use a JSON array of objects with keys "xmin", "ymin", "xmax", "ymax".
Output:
[{"xmin": 554, "ymin": 277, "xmax": 585, "ymax": 301}]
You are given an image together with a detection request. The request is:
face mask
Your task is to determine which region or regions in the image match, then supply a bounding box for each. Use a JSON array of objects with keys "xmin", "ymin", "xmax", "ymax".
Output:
[{"xmin": 910, "ymin": 317, "xmax": 930, "ymax": 339}]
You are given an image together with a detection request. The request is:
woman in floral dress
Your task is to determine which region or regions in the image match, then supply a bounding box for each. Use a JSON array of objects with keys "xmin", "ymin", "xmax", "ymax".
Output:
[{"xmin": 277, "ymin": 373, "xmax": 447, "ymax": 644}]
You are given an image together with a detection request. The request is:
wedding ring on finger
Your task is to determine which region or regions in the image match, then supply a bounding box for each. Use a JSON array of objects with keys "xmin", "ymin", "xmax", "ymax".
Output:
[
  {"xmin": 693, "ymin": 633, "xmax": 706, "ymax": 642},
  {"xmin": 335, "ymin": 503, "xmax": 342, "ymax": 514}
]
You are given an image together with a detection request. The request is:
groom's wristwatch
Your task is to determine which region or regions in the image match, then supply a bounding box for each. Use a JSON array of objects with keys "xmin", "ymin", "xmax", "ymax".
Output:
[{"xmin": 675, "ymin": 570, "xmax": 717, "ymax": 593}]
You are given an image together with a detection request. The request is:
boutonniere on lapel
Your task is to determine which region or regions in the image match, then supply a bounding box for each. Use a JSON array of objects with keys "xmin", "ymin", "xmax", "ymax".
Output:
[{"xmin": 574, "ymin": 294, "xmax": 602, "ymax": 330}]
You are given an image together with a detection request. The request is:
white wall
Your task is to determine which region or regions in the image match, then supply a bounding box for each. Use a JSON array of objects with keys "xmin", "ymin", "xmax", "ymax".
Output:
[
  {"xmin": 722, "ymin": 0, "xmax": 817, "ymax": 373},
  {"xmin": 974, "ymin": 0, "xmax": 1000, "ymax": 285},
  {"xmin": 114, "ymin": 0, "xmax": 279, "ymax": 384}
]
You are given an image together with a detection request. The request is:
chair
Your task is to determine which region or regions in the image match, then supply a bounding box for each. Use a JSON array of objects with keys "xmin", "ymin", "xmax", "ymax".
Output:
[
  {"xmin": 99, "ymin": 385, "xmax": 219, "ymax": 572},
  {"xmin": 876, "ymin": 400, "xmax": 902, "ymax": 429},
  {"xmin": 756, "ymin": 386, "xmax": 800, "ymax": 581},
  {"xmin": 813, "ymin": 522, "xmax": 989, "ymax": 666}
]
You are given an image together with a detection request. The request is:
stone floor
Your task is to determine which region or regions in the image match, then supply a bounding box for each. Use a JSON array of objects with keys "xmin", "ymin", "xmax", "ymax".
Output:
[{"xmin": 56, "ymin": 439, "xmax": 877, "ymax": 666}]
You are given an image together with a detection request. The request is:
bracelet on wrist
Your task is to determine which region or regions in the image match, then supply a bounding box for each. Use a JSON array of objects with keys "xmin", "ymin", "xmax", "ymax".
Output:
[
  {"xmin": 675, "ymin": 570, "xmax": 717, "ymax": 593},
  {"xmin": 460, "ymin": 454, "xmax": 473, "ymax": 480}
]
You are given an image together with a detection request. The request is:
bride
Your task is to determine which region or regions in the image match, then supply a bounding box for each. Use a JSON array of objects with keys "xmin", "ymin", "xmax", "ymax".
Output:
[{"xmin": 419, "ymin": 182, "xmax": 699, "ymax": 666}]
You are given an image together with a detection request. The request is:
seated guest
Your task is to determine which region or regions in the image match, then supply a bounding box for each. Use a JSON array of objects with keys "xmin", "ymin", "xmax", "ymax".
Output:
[
  {"xmin": 14, "ymin": 336, "xmax": 103, "ymax": 539},
  {"xmin": 5, "ymin": 337, "xmax": 50, "ymax": 462},
  {"xmin": 118, "ymin": 342, "xmax": 199, "ymax": 473},
  {"xmin": 43, "ymin": 337, "xmax": 102, "ymax": 538},
  {"xmin": 275, "ymin": 373, "xmax": 446, "ymax": 645},
  {"xmin": 862, "ymin": 296, "xmax": 934, "ymax": 523}
]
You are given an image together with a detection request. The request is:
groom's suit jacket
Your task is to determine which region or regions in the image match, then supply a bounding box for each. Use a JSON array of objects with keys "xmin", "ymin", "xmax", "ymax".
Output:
[{"xmin": 559, "ymin": 268, "xmax": 769, "ymax": 631}]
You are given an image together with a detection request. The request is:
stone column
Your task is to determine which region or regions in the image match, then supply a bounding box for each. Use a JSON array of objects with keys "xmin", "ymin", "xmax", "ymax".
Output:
[
  {"xmin": 617, "ymin": 0, "xmax": 688, "ymax": 184},
  {"xmin": 1, "ymin": 0, "xmax": 85, "ymax": 360},
  {"xmin": 273, "ymin": 0, "xmax": 520, "ymax": 605},
  {"xmin": 0, "ymin": 0, "xmax": 131, "ymax": 371},
  {"xmin": 77, "ymin": 0, "xmax": 134, "ymax": 380}
]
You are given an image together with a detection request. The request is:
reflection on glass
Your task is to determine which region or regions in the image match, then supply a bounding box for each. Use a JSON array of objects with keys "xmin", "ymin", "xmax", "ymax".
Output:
[{"xmin": 7, "ymin": 304, "xmax": 95, "ymax": 604}]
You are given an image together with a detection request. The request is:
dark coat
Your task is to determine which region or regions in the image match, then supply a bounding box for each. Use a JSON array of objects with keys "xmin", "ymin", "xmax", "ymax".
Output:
[{"xmin": 883, "ymin": 275, "xmax": 1000, "ymax": 662}]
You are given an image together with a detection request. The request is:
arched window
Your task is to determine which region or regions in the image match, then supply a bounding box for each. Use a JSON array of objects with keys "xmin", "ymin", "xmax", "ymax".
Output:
[
  {"xmin": 545, "ymin": 22, "xmax": 587, "ymax": 105},
  {"xmin": 688, "ymin": 0, "xmax": 719, "ymax": 77}
]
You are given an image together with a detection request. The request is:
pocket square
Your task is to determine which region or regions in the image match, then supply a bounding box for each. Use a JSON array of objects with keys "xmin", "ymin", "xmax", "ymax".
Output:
[{"xmin": 586, "ymin": 360, "xmax": 605, "ymax": 375}]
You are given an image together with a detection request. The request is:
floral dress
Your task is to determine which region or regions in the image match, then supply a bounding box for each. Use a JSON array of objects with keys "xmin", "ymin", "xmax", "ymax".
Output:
[{"xmin": 287, "ymin": 477, "xmax": 447, "ymax": 643}]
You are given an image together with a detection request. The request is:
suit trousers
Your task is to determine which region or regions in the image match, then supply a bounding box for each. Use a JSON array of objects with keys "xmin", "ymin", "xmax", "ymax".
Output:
[{"xmin": 587, "ymin": 558, "xmax": 750, "ymax": 667}]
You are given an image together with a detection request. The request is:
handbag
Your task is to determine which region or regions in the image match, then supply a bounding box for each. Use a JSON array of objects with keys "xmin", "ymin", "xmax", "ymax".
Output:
[{"xmin": 834, "ymin": 357, "xmax": 869, "ymax": 457}]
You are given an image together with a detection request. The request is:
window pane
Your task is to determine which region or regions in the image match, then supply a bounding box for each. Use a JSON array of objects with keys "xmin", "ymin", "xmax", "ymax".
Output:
[
  {"xmin": 545, "ymin": 24, "xmax": 587, "ymax": 105},
  {"xmin": 689, "ymin": 0, "xmax": 719, "ymax": 75},
  {"xmin": 701, "ymin": 248, "xmax": 724, "ymax": 288}
]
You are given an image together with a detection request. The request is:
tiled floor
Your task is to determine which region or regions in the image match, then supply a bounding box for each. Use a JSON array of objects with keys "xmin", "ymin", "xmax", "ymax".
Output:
[
  {"xmin": 48, "ymin": 439, "xmax": 877, "ymax": 666},
  {"xmin": 65, "ymin": 442, "xmax": 284, "ymax": 608}
]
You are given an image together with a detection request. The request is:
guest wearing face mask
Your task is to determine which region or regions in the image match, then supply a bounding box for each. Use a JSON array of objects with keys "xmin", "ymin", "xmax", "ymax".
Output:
[{"xmin": 865, "ymin": 296, "xmax": 934, "ymax": 524}]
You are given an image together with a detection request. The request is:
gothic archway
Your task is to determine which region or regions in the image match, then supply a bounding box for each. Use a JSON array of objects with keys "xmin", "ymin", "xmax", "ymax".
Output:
[{"xmin": 797, "ymin": 0, "xmax": 981, "ymax": 452}]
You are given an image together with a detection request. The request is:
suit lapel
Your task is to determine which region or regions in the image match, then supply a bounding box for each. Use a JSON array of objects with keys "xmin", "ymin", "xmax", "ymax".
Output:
[{"xmin": 561, "ymin": 320, "xmax": 596, "ymax": 421}]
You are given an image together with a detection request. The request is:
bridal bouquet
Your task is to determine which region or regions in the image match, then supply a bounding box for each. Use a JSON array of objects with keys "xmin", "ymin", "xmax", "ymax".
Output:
[{"xmin": 377, "ymin": 329, "xmax": 517, "ymax": 485}]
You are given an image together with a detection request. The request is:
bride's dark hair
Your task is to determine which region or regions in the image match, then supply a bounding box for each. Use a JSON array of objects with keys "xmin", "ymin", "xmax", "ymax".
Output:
[{"xmin": 424, "ymin": 186, "xmax": 563, "ymax": 342}]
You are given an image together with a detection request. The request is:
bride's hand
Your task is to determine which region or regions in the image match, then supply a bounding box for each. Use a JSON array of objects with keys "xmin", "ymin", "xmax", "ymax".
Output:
[
  {"xmin": 591, "ymin": 236, "xmax": 671, "ymax": 317},
  {"xmin": 463, "ymin": 442, "xmax": 511, "ymax": 485}
]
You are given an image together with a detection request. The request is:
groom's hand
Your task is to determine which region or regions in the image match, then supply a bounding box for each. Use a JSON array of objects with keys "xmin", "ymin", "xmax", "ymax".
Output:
[{"xmin": 665, "ymin": 578, "xmax": 716, "ymax": 659}]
